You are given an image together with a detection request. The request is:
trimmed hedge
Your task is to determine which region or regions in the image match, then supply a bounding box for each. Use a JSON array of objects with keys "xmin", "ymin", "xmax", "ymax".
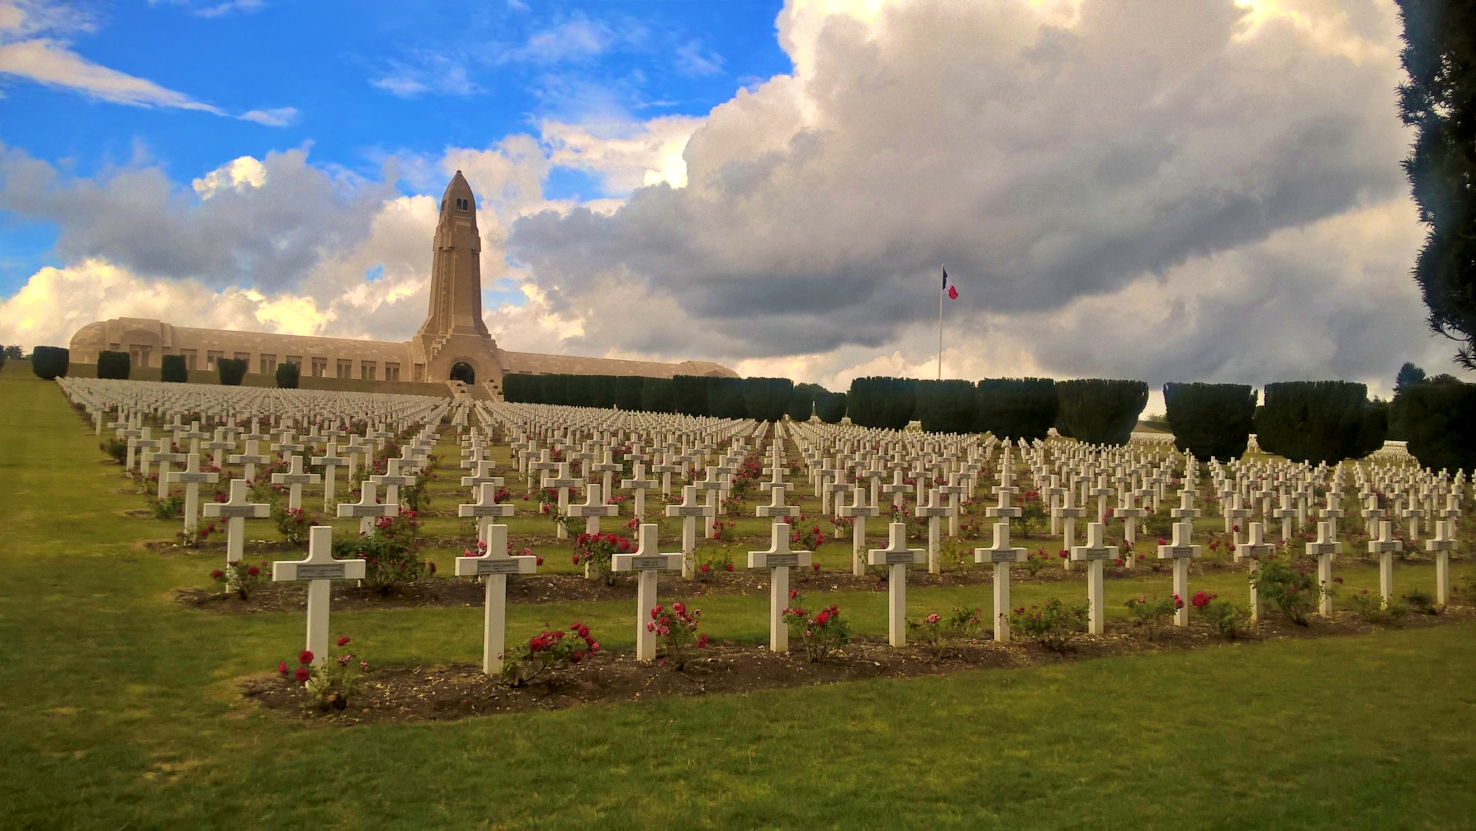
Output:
[
  {"xmin": 614, "ymin": 376, "xmax": 644, "ymax": 411},
  {"xmin": 1391, "ymin": 381, "xmax": 1476, "ymax": 473},
  {"xmin": 97, "ymin": 350, "xmax": 131, "ymax": 380},
  {"xmin": 31, "ymin": 346, "xmax": 68, "ymax": 380},
  {"xmin": 539, "ymin": 374, "xmax": 568, "ymax": 406},
  {"xmin": 590, "ymin": 375, "xmax": 617, "ymax": 409},
  {"xmin": 743, "ymin": 377, "xmax": 793, "ymax": 423},
  {"xmin": 707, "ymin": 376, "xmax": 747, "ymax": 419},
  {"xmin": 1056, "ymin": 379, "xmax": 1148, "ymax": 446},
  {"xmin": 848, "ymin": 376, "xmax": 917, "ymax": 429},
  {"xmin": 1163, "ymin": 382, "xmax": 1256, "ymax": 461},
  {"xmin": 975, "ymin": 378, "xmax": 1057, "ymax": 441},
  {"xmin": 673, "ymin": 375, "xmax": 709, "ymax": 416},
  {"xmin": 217, "ymin": 358, "xmax": 248, "ymax": 386},
  {"xmin": 161, "ymin": 354, "xmax": 188, "ymax": 383},
  {"xmin": 915, "ymin": 379, "xmax": 977, "ymax": 434},
  {"xmin": 1255, "ymin": 381, "xmax": 1386, "ymax": 464},
  {"xmin": 815, "ymin": 389, "xmax": 847, "ymax": 424},
  {"xmin": 641, "ymin": 377, "xmax": 674, "ymax": 413},
  {"xmin": 276, "ymin": 361, "xmax": 300, "ymax": 389},
  {"xmin": 788, "ymin": 383, "xmax": 820, "ymax": 421},
  {"xmin": 503, "ymin": 373, "xmax": 538, "ymax": 403}
]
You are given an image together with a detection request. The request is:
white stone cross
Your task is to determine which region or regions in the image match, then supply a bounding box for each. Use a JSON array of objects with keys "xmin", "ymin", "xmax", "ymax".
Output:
[
  {"xmin": 1051, "ymin": 488, "xmax": 1085, "ymax": 570},
  {"xmin": 664, "ymin": 484, "xmax": 714, "ymax": 578},
  {"xmin": 271, "ymin": 455, "xmax": 320, "ymax": 512},
  {"xmin": 166, "ymin": 452, "xmax": 219, "ymax": 532},
  {"xmin": 148, "ymin": 448, "xmax": 188, "ymax": 502},
  {"xmin": 1305, "ymin": 521, "xmax": 1342, "ymax": 616},
  {"xmin": 838, "ymin": 484, "xmax": 881, "ymax": 577},
  {"xmin": 1235, "ymin": 521, "xmax": 1274, "ymax": 620},
  {"xmin": 1425, "ymin": 520, "xmax": 1457, "ymax": 606},
  {"xmin": 311, "ymin": 443, "xmax": 349, "ymax": 512},
  {"xmin": 569, "ymin": 483, "xmax": 620, "ymax": 577},
  {"xmin": 459, "ymin": 482, "xmax": 515, "ymax": 542},
  {"xmin": 756, "ymin": 482, "xmax": 800, "ymax": 524},
  {"xmin": 1156, "ymin": 520, "xmax": 1202, "ymax": 626},
  {"xmin": 203, "ymin": 428, "xmax": 235, "ymax": 471},
  {"xmin": 694, "ymin": 465, "xmax": 725, "ymax": 539},
  {"xmin": 1071, "ymin": 522, "xmax": 1119, "ymax": 635},
  {"xmin": 974, "ymin": 520, "xmax": 1027, "ymax": 643},
  {"xmin": 1367, "ymin": 520, "xmax": 1404, "ymax": 609},
  {"xmin": 370, "ymin": 458, "xmax": 415, "ymax": 507},
  {"xmin": 747, "ymin": 521, "xmax": 812, "ymax": 653},
  {"xmin": 915, "ymin": 487, "xmax": 952, "ymax": 574},
  {"xmin": 337, "ymin": 481, "xmax": 398, "ymax": 533},
  {"xmin": 459, "ymin": 459, "xmax": 503, "ymax": 499},
  {"xmin": 203, "ymin": 479, "xmax": 270, "ymax": 564},
  {"xmin": 590, "ymin": 448, "xmax": 622, "ymax": 501},
  {"xmin": 272, "ymin": 525, "xmax": 365, "ymax": 667},
  {"xmin": 612, "ymin": 523, "xmax": 685, "ymax": 662},
  {"xmin": 868, "ymin": 522, "xmax": 925, "ymax": 647},
  {"xmin": 619, "ymin": 462, "xmax": 660, "ymax": 519},
  {"xmin": 540, "ymin": 461, "xmax": 582, "ymax": 540},
  {"xmin": 455, "ymin": 523, "xmax": 537, "ymax": 675},
  {"xmin": 1272, "ymin": 492, "xmax": 1299, "ymax": 543},
  {"xmin": 229, "ymin": 439, "xmax": 271, "ymax": 483}
]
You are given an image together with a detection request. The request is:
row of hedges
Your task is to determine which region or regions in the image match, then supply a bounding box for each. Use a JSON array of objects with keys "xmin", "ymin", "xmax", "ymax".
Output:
[
  {"xmin": 847, "ymin": 376, "xmax": 1144, "ymax": 444},
  {"xmin": 503, "ymin": 373, "xmax": 848, "ymax": 423}
]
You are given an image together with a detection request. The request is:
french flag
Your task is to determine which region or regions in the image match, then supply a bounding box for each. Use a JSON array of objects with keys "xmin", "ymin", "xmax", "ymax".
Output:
[{"xmin": 942, "ymin": 267, "xmax": 958, "ymax": 300}]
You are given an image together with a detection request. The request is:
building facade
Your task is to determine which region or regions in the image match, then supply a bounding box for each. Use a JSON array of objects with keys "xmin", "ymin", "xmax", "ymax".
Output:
[{"xmin": 68, "ymin": 171, "xmax": 737, "ymax": 393}]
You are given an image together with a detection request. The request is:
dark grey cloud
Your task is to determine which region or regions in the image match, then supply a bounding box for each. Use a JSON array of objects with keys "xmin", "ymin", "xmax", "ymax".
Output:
[
  {"xmin": 507, "ymin": 0, "xmax": 1414, "ymax": 376},
  {"xmin": 0, "ymin": 146, "xmax": 395, "ymax": 291}
]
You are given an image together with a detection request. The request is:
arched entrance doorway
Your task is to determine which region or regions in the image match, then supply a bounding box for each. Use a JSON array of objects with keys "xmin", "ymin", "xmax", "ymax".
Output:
[{"xmin": 449, "ymin": 362, "xmax": 475, "ymax": 385}]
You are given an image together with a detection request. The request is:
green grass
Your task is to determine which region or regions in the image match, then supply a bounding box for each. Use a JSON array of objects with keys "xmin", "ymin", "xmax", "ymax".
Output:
[{"xmin": 3, "ymin": 364, "xmax": 1475, "ymax": 829}]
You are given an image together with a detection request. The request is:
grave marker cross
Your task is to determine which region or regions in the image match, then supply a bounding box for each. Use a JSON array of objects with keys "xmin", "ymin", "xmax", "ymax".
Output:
[
  {"xmin": 454, "ymin": 524, "xmax": 537, "ymax": 675},
  {"xmin": 868, "ymin": 522, "xmax": 925, "ymax": 647},
  {"xmin": 974, "ymin": 521, "xmax": 1027, "ymax": 643},
  {"xmin": 1070, "ymin": 522, "xmax": 1119, "ymax": 635},
  {"xmin": 747, "ymin": 522, "xmax": 812, "ymax": 653},
  {"xmin": 272, "ymin": 526, "xmax": 365, "ymax": 666},
  {"xmin": 612, "ymin": 524, "xmax": 685, "ymax": 662},
  {"xmin": 1156, "ymin": 520, "xmax": 1202, "ymax": 626}
]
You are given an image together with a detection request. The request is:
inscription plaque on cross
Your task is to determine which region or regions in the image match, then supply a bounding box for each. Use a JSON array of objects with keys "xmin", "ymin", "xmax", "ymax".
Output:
[
  {"xmin": 1071, "ymin": 522, "xmax": 1119, "ymax": 635},
  {"xmin": 612, "ymin": 523, "xmax": 685, "ymax": 662},
  {"xmin": 747, "ymin": 522, "xmax": 812, "ymax": 653},
  {"xmin": 455, "ymin": 523, "xmax": 537, "ymax": 675},
  {"xmin": 868, "ymin": 522, "xmax": 925, "ymax": 647},
  {"xmin": 974, "ymin": 521, "xmax": 1027, "ymax": 643},
  {"xmin": 272, "ymin": 526, "xmax": 365, "ymax": 666},
  {"xmin": 1156, "ymin": 520, "xmax": 1202, "ymax": 626}
]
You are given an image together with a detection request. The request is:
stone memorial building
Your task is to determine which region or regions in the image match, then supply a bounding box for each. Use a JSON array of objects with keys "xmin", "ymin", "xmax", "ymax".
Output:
[{"xmin": 68, "ymin": 171, "xmax": 737, "ymax": 394}]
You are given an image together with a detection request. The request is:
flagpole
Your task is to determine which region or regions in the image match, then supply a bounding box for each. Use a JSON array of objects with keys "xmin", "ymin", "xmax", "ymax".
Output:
[{"xmin": 937, "ymin": 264, "xmax": 944, "ymax": 381}]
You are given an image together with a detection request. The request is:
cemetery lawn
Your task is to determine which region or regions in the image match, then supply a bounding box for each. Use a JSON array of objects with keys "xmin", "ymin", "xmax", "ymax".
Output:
[{"xmin": 4, "ymin": 366, "xmax": 1476, "ymax": 829}]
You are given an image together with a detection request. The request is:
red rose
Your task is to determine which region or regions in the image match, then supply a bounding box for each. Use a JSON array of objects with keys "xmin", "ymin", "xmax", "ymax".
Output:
[
  {"xmin": 725, "ymin": 563, "xmax": 734, "ymax": 572},
  {"xmin": 536, "ymin": 556, "xmax": 544, "ymax": 566},
  {"xmin": 294, "ymin": 667, "xmax": 310, "ymax": 682},
  {"xmin": 211, "ymin": 569, "xmax": 225, "ymax": 579},
  {"xmin": 277, "ymin": 661, "xmax": 288, "ymax": 675},
  {"xmin": 336, "ymin": 636, "xmax": 351, "ymax": 647},
  {"xmin": 247, "ymin": 565, "xmax": 260, "ymax": 576},
  {"xmin": 298, "ymin": 649, "xmax": 314, "ymax": 665}
]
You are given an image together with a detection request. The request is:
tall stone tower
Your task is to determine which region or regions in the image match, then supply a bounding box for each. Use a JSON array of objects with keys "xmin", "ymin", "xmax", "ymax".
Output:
[{"xmin": 415, "ymin": 171, "xmax": 500, "ymax": 386}]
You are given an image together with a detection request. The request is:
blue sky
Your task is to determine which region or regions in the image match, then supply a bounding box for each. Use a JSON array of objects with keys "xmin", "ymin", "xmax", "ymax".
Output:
[
  {"xmin": 0, "ymin": 0, "xmax": 1468, "ymax": 393},
  {"xmin": 0, "ymin": 0, "xmax": 788, "ymax": 294}
]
